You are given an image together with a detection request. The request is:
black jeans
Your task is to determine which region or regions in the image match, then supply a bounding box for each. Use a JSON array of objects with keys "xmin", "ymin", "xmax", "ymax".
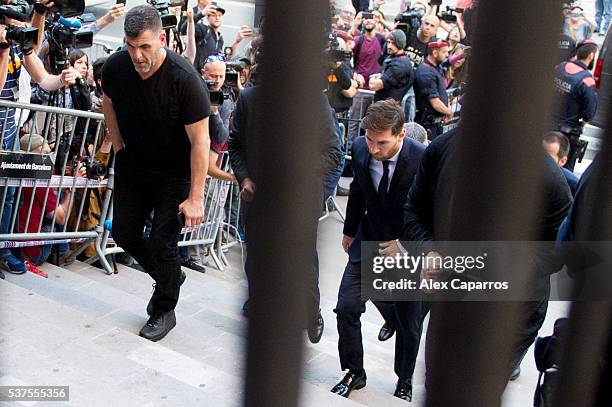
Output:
[
  {"xmin": 334, "ymin": 261, "xmax": 423, "ymax": 379},
  {"xmin": 242, "ymin": 200, "xmax": 321, "ymax": 321},
  {"xmin": 112, "ymin": 149, "xmax": 190, "ymax": 313}
]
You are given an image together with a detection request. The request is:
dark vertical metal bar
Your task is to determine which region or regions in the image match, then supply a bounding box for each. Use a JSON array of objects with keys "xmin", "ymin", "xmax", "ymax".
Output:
[
  {"xmin": 243, "ymin": 0, "xmax": 328, "ymax": 406},
  {"xmin": 424, "ymin": 1, "xmax": 563, "ymax": 406},
  {"xmin": 552, "ymin": 75, "xmax": 612, "ymax": 406}
]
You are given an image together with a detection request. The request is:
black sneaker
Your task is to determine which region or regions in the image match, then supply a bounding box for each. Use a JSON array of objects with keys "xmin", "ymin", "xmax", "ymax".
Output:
[
  {"xmin": 182, "ymin": 259, "xmax": 206, "ymax": 273},
  {"xmin": 139, "ymin": 310, "xmax": 176, "ymax": 342},
  {"xmin": 146, "ymin": 270, "xmax": 186, "ymax": 316}
]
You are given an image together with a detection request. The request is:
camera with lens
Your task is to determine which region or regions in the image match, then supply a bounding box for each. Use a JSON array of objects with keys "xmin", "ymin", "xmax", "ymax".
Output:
[
  {"xmin": 224, "ymin": 60, "xmax": 246, "ymax": 87},
  {"xmin": 395, "ymin": 6, "xmax": 425, "ymax": 39},
  {"xmin": 147, "ymin": 0, "xmax": 185, "ymax": 29},
  {"xmin": 0, "ymin": 0, "xmax": 38, "ymax": 50},
  {"xmin": 44, "ymin": 0, "xmax": 93, "ymax": 74},
  {"xmin": 439, "ymin": 6, "xmax": 464, "ymax": 23},
  {"xmin": 326, "ymin": 32, "xmax": 352, "ymax": 63},
  {"xmin": 205, "ymin": 79, "xmax": 229, "ymax": 106},
  {"xmin": 78, "ymin": 156, "xmax": 107, "ymax": 179}
]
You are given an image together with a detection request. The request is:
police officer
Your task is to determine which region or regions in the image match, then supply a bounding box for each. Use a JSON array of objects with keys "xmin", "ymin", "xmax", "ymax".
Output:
[
  {"xmin": 413, "ymin": 41, "xmax": 452, "ymax": 140},
  {"xmin": 552, "ymin": 40, "xmax": 598, "ymax": 172}
]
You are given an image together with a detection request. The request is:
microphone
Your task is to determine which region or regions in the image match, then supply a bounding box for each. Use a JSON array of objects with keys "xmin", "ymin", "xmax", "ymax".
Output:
[{"xmin": 58, "ymin": 16, "xmax": 82, "ymax": 29}]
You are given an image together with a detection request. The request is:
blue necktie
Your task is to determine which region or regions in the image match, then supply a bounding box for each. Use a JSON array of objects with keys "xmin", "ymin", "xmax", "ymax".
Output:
[{"xmin": 378, "ymin": 160, "xmax": 390, "ymax": 205}]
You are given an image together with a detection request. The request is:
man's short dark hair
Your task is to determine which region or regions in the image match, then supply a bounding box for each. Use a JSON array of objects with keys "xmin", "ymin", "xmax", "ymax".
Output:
[
  {"xmin": 576, "ymin": 43, "xmax": 598, "ymax": 60},
  {"xmin": 361, "ymin": 99, "xmax": 405, "ymax": 135},
  {"xmin": 543, "ymin": 131, "xmax": 570, "ymax": 159},
  {"xmin": 92, "ymin": 57, "xmax": 108, "ymax": 93},
  {"xmin": 124, "ymin": 5, "xmax": 162, "ymax": 38}
]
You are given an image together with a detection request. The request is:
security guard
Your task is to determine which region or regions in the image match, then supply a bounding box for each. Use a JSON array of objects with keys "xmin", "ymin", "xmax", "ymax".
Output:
[
  {"xmin": 552, "ymin": 40, "xmax": 598, "ymax": 172},
  {"xmin": 413, "ymin": 40, "xmax": 452, "ymax": 140}
]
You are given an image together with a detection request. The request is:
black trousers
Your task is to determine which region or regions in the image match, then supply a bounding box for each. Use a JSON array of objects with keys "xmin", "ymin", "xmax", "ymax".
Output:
[
  {"xmin": 241, "ymin": 200, "xmax": 321, "ymax": 321},
  {"xmin": 334, "ymin": 261, "xmax": 423, "ymax": 380},
  {"xmin": 112, "ymin": 150, "xmax": 190, "ymax": 314}
]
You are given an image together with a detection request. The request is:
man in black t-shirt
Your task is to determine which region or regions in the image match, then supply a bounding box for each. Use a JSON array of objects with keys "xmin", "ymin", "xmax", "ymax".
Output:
[
  {"xmin": 102, "ymin": 5, "xmax": 211, "ymax": 342},
  {"xmin": 404, "ymin": 14, "xmax": 440, "ymax": 67}
]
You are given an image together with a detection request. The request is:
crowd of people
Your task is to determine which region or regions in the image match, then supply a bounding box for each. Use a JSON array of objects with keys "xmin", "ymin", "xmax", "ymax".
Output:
[{"xmin": 0, "ymin": 0, "xmax": 608, "ymax": 405}]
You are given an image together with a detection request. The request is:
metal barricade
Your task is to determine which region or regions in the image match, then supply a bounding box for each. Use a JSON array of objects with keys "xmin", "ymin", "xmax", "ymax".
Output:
[
  {"xmin": 84, "ymin": 41, "xmax": 114, "ymax": 64},
  {"xmin": 0, "ymin": 100, "xmax": 108, "ymax": 264},
  {"xmin": 347, "ymin": 86, "xmax": 464, "ymax": 144},
  {"xmin": 95, "ymin": 151, "xmax": 238, "ymax": 274}
]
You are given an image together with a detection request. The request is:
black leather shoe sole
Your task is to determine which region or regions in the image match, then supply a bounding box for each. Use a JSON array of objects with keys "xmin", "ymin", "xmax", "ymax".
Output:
[
  {"xmin": 308, "ymin": 312, "xmax": 324, "ymax": 344},
  {"xmin": 378, "ymin": 323, "xmax": 395, "ymax": 342},
  {"xmin": 182, "ymin": 260, "xmax": 206, "ymax": 273},
  {"xmin": 146, "ymin": 271, "xmax": 186, "ymax": 316},
  {"xmin": 331, "ymin": 376, "xmax": 366, "ymax": 397},
  {"xmin": 139, "ymin": 311, "xmax": 176, "ymax": 342}
]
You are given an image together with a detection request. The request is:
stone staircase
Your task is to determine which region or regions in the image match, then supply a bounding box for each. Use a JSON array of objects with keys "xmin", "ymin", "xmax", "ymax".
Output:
[
  {"xmin": 0, "ymin": 194, "xmax": 567, "ymax": 406},
  {"xmin": 0, "ymin": 220, "xmax": 416, "ymax": 406}
]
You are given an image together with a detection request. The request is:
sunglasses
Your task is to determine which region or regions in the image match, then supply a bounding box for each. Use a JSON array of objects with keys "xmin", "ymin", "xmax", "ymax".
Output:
[{"xmin": 206, "ymin": 53, "xmax": 227, "ymax": 63}]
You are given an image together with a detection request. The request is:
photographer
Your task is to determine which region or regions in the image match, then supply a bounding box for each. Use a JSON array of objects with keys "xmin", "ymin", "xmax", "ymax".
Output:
[
  {"xmin": 179, "ymin": 2, "xmax": 225, "ymax": 71},
  {"xmin": 404, "ymin": 14, "xmax": 440, "ymax": 67},
  {"xmin": 325, "ymin": 35, "xmax": 355, "ymax": 198},
  {"xmin": 326, "ymin": 35, "xmax": 357, "ymax": 114},
  {"xmin": 369, "ymin": 30, "xmax": 413, "ymax": 102},
  {"xmin": 201, "ymin": 56, "xmax": 234, "ymax": 180},
  {"xmin": 346, "ymin": 12, "xmax": 384, "ymax": 142},
  {"xmin": 0, "ymin": 17, "xmax": 78, "ymax": 275},
  {"xmin": 18, "ymin": 134, "xmax": 85, "ymax": 266}
]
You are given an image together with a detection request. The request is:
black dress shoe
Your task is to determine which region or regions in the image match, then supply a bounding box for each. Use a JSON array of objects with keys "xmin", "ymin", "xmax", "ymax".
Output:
[
  {"xmin": 378, "ymin": 322, "xmax": 395, "ymax": 341},
  {"xmin": 182, "ymin": 259, "xmax": 206, "ymax": 273},
  {"xmin": 146, "ymin": 270, "xmax": 186, "ymax": 316},
  {"xmin": 331, "ymin": 370, "xmax": 367, "ymax": 397},
  {"xmin": 336, "ymin": 185, "xmax": 350, "ymax": 196},
  {"xmin": 394, "ymin": 378, "xmax": 413, "ymax": 401},
  {"xmin": 308, "ymin": 310, "xmax": 324, "ymax": 344},
  {"xmin": 139, "ymin": 310, "xmax": 176, "ymax": 342}
]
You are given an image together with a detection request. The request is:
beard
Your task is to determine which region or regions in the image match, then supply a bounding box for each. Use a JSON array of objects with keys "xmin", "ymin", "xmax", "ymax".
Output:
[{"xmin": 364, "ymin": 25, "xmax": 374, "ymax": 33}]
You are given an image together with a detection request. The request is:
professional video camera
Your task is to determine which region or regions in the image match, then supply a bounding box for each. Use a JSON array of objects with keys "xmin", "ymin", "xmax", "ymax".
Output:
[
  {"xmin": 205, "ymin": 79, "xmax": 229, "ymax": 106},
  {"xmin": 44, "ymin": 0, "xmax": 92, "ymax": 75},
  {"xmin": 147, "ymin": 0, "xmax": 185, "ymax": 29},
  {"xmin": 225, "ymin": 60, "xmax": 247, "ymax": 87},
  {"xmin": 0, "ymin": 0, "xmax": 38, "ymax": 50},
  {"xmin": 326, "ymin": 32, "xmax": 352, "ymax": 63},
  {"xmin": 439, "ymin": 6, "xmax": 464, "ymax": 23},
  {"xmin": 395, "ymin": 6, "xmax": 425, "ymax": 39}
]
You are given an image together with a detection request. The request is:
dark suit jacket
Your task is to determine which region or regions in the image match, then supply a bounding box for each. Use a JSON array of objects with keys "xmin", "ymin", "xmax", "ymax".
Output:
[
  {"xmin": 344, "ymin": 136, "xmax": 426, "ymax": 263},
  {"xmin": 228, "ymin": 86, "xmax": 343, "ymax": 187}
]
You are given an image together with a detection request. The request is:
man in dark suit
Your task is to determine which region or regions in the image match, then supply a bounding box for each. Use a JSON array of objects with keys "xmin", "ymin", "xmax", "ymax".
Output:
[
  {"xmin": 228, "ymin": 84, "xmax": 343, "ymax": 343},
  {"xmin": 331, "ymin": 99, "xmax": 426, "ymax": 401}
]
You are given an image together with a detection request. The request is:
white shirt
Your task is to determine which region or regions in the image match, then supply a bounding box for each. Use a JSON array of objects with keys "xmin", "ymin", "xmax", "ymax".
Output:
[{"xmin": 369, "ymin": 141, "xmax": 403, "ymax": 192}]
